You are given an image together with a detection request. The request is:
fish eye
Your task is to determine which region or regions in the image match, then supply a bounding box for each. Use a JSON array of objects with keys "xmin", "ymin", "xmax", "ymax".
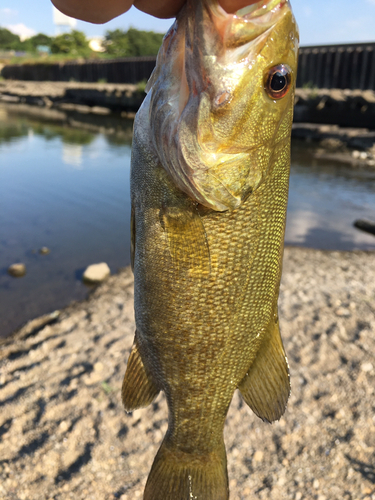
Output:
[{"xmin": 264, "ymin": 64, "xmax": 292, "ymax": 99}]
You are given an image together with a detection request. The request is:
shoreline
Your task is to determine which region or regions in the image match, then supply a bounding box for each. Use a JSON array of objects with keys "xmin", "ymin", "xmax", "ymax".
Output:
[
  {"xmin": 1, "ymin": 84, "xmax": 375, "ymax": 170},
  {"xmin": 2, "ymin": 245, "xmax": 375, "ymax": 345},
  {"xmin": 0, "ymin": 246, "xmax": 374, "ymax": 499}
]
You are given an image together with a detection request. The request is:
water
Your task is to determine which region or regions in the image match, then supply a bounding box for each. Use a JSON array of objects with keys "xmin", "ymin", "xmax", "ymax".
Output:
[
  {"xmin": 1, "ymin": 105, "xmax": 375, "ymax": 338},
  {"xmin": 286, "ymin": 142, "xmax": 375, "ymax": 250},
  {"xmin": 0, "ymin": 107, "xmax": 133, "ymax": 337}
]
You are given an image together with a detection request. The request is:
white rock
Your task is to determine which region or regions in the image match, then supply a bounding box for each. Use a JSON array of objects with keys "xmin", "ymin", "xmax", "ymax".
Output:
[
  {"xmin": 361, "ymin": 362, "xmax": 373, "ymax": 372},
  {"xmin": 83, "ymin": 263, "xmax": 110, "ymax": 283},
  {"xmin": 8, "ymin": 263, "xmax": 26, "ymax": 277}
]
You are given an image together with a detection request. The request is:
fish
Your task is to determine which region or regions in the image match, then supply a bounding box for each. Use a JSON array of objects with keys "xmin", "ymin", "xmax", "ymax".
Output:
[{"xmin": 122, "ymin": 0, "xmax": 299, "ymax": 498}]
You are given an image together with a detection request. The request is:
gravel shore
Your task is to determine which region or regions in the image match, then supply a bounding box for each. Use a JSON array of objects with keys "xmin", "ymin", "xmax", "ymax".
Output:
[{"xmin": 0, "ymin": 247, "xmax": 374, "ymax": 500}]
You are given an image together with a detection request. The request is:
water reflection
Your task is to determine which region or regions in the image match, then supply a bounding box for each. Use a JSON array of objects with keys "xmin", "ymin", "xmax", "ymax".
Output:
[
  {"xmin": 287, "ymin": 140, "xmax": 375, "ymax": 251},
  {"xmin": 0, "ymin": 105, "xmax": 133, "ymax": 338},
  {"xmin": 0, "ymin": 104, "xmax": 133, "ymax": 147},
  {"xmin": 63, "ymin": 144, "xmax": 84, "ymax": 168},
  {"xmin": 0, "ymin": 105, "xmax": 374, "ymax": 338}
]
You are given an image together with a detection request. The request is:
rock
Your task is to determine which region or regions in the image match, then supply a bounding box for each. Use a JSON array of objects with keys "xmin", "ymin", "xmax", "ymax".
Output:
[
  {"xmin": 253, "ymin": 450, "xmax": 264, "ymax": 462},
  {"xmin": 335, "ymin": 307, "xmax": 351, "ymax": 317},
  {"xmin": 354, "ymin": 219, "xmax": 375, "ymax": 236},
  {"xmin": 82, "ymin": 262, "xmax": 110, "ymax": 283},
  {"xmin": 7, "ymin": 263, "xmax": 26, "ymax": 277},
  {"xmin": 39, "ymin": 247, "xmax": 50, "ymax": 255},
  {"xmin": 361, "ymin": 362, "xmax": 373, "ymax": 373},
  {"xmin": 1, "ymin": 251, "xmax": 375, "ymax": 500},
  {"xmin": 319, "ymin": 137, "xmax": 345, "ymax": 151}
]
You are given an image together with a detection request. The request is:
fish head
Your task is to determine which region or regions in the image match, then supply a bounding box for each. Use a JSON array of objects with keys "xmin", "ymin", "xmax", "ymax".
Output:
[{"xmin": 147, "ymin": 0, "xmax": 299, "ymax": 211}]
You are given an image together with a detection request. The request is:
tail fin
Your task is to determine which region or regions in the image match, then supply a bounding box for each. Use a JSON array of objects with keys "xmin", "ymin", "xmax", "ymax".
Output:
[{"xmin": 144, "ymin": 438, "xmax": 228, "ymax": 500}]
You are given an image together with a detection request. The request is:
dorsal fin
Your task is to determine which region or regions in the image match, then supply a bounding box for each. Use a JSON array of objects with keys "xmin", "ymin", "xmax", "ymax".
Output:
[{"xmin": 238, "ymin": 312, "xmax": 290, "ymax": 423}]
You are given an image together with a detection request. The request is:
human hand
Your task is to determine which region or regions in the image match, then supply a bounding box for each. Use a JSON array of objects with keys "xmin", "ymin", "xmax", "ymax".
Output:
[{"xmin": 51, "ymin": 0, "xmax": 259, "ymax": 24}]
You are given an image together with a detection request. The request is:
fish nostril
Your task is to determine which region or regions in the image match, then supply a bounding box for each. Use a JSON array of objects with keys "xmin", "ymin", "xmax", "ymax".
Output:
[{"xmin": 214, "ymin": 91, "xmax": 231, "ymax": 107}]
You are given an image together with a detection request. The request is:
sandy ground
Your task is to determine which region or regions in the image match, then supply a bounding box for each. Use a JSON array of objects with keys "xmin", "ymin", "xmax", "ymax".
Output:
[{"xmin": 0, "ymin": 247, "xmax": 374, "ymax": 500}]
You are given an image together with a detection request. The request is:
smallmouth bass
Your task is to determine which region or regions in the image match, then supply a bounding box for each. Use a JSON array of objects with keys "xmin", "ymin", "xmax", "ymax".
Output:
[{"xmin": 122, "ymin": 0, "xmax": 299, "ymax": 498}]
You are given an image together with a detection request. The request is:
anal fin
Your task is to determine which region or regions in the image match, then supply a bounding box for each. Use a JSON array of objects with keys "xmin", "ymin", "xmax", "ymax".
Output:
[
  {"xmin": 122, "ymin": 334, "xmax": 160, "ymax": 411},
  {"xmin": 238, "ymin": 313, "xmax": 290, "ymax": 423}
]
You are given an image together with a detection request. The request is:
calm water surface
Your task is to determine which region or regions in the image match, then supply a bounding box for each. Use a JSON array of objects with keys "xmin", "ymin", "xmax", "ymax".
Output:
[{"xmin": 1, "ymin": 106, "xmax": 375, "ymax": 338}]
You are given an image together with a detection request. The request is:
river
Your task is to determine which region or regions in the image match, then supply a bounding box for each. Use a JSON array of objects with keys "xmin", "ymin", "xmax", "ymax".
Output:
[{"xmin": 1, "ymin": 105, "xmax": 375, "ymax": 338}]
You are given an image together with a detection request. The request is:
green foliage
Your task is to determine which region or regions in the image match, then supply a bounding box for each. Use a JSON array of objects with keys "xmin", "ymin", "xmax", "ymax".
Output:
[
  {"xmin": 50, "ymin": 30, "xmax": 91, "ymax": 57},
  {"xmin": 103, "ymin": 28, "xmax": 164, "ymax": 57},
  {"xmin": 0, "ymin": 27, "xmax": 21, "ymax": 50},
  {"xmin": 0, "ymin": 28, "xmax": 53, "ymax": 54},
  {"xmin": 29, "ymin": 33, "xmax": 53, "ymax": 49},
  {"xmin": 101, "ymin": 381, "xmax": 115, "ymax": 394},
  {"xmin": 126, "ymin": 28, "xmax": 164, "ymax": 57},
  {"xmin": 137, "ymin": 79, "xmax": 148, "ymax": 93},
  {"xmin": 0, "ymin": 122, "xmax": 28, "ymax": 144},
  {"xmin": 103, "ymin": 29, "xmax": 129, "ymax": 57},
  {"xmin": 60, "ymin": 128, "xmax": 95, "ymax": 145},
  {"xmin": 302, "ymin": 81, "xmax": 317, "ymax": 90},
  {"xmin": 0, "ymin": 25, "xmax": 163, "ymax": 60}
]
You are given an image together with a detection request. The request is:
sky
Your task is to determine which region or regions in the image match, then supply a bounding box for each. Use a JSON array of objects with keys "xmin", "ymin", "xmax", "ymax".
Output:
[{"xmin": 1, "ymin": 0, "xmax": 375, "ymax": 46}]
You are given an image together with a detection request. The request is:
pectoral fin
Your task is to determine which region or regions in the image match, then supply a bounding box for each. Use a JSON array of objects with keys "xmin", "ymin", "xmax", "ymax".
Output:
[
  {"xmin": 238, "ymin": 313, "xmax": 290, "ymax": 423},
  {"xmin": 122, "ymin": 334, "xmax": 160, "ymax": 411},
  {"xmin": 160, "ymin": 199, "xmax": 210, "ymax": 277}
]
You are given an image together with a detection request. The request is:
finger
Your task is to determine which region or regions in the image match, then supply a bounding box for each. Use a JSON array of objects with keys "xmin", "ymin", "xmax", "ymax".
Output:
[
  {"xmin": 134, "ymin": 0, "xmax": 185, "ymax": 19},
  {"xmin": 135, "ymin": 0, "xmax": 262, "ymax": 19},
  {"xmin": 219, "ymin": 0, "xmax": 260, "ymax": 13},
  {"xmin": 51, "ymin": 0, "xmax": 134, "ymax": 24}
]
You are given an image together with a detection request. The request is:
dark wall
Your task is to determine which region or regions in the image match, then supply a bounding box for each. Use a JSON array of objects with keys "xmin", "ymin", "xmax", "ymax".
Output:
[
  {"xmin": 2, "ymin": 43, "xmax": 375, "ymax": 90},
  {"xmin": 297, "ymin": 42, "xmax": 375, "ymax": 90},
  {"xmin": 1, "ymin": 56, "xmax": 158, "ymax": 84}
]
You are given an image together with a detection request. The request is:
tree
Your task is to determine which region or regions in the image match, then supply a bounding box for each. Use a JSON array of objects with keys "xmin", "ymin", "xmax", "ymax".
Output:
[
  {"xmin": 103, "ymin": 28, "xmax": 164, "ymax": 58},
  {"xmin": 29, "ymin": 33, "xmax": 53, "ymax": 49},
  {"xmin": 50, "ymin": 30, "xmax": 91, "ymax": 57},
  {"xmin": 103, "ymin": 29, "xmax": 129, "ymax": 57},
  {"xmin": 0, "ymin": 28, "xmax": 52, "ymax": 53},
  {"xmin": 126, "ymin": 28, "xmax": 164, "ymax": 57},
  {"xmin": 0, "ymin": 27, "xmax": 21, "ymax": 50}
]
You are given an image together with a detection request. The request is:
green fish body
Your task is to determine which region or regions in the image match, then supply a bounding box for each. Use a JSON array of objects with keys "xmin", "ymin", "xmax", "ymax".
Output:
[{"xmin": 122, "ymin": 1, "xmax": 299, "ymax": 498}]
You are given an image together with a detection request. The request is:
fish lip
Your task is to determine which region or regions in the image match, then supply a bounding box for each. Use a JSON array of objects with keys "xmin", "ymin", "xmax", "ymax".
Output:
[
  {"xmin": 236, "ymin": 0, "xmax": 287, "ymax": 18},
  {"xmin": 210, "ymin": 0, "xmax": 288, "ymax": 20},
  {"xmin": 205, "ymin": 0, "xmax": 290, "ymax": 52}
]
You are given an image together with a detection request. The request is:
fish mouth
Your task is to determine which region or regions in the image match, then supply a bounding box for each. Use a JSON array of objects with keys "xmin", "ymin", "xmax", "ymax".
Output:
[
  {"xmin": 146, "ymin": 0, "xmax": 298, "ymax": 211},
  {"xmin": 235, "ymin": 0, "xmax": 287, "ymax": 20},
  {"xmin": 206, "ymin": 0, "xmax": 290, "ymax": 56}
]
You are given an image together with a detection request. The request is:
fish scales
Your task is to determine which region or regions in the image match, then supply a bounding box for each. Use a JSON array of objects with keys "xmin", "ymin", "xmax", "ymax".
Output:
[{"xmin": 122, "ymin": 0, "xmax": 299, "ymax": 498}]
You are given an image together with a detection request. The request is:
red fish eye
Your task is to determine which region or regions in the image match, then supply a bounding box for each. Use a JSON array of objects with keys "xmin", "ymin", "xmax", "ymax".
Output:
[{"xmin": 264, "ymin": 64, "xmax": 292, "ymax": 99}]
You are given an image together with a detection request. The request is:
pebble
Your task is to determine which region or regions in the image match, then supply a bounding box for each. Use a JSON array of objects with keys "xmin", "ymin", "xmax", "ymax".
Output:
[
  {"xmin": 94, "ymin": 361, "xmax": 104, "ymax": 372},
  {"xmin": 0, "ymin": 249, "xmax": 374, "ymax": 500},
  {"xmin": 253, "ymin": 450, "xmax": 264, "ymax": 462},
  {"xmin": 335, "ymin": 307, "xmax": 351, "ymax": 317},
  {"xmin": 39, "ymin": 247, "xmax": 50, "ymax": 255},
  {"xmin": 7, "ymin": 263, "xmax": 26, "ymax": 277},
  {"xmin": 83, "ymin": 262, "xmax": 111, "ymax": 283},
  {"xmin": 361, "ymin": 362, "xmax": 373, "ymax": 372}
]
